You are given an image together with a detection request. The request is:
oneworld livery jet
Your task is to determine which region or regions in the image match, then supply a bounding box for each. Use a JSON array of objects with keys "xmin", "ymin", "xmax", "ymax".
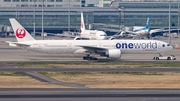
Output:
[{"xmin": 6, "ymin": 18, "xmax": 173, "ymax": 60}]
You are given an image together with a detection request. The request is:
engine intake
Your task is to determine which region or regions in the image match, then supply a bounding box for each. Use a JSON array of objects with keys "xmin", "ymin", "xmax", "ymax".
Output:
[{"xmin": 105, "ymin": 49, "xmax": 121, "ymax": 59}]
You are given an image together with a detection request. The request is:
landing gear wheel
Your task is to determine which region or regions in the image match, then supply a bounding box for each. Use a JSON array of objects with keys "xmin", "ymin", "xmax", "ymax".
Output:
[
  {"xmin": 93, "ymin": 57, "xmax": 97, "ymax": 60},
  {"xmin": 156, "ymin": 57, "xmax": 159, "ymax": 60},
  {"xmin": 83, "ymin": 56, "xmax": 97, "ymax": 61},
  {"xmin": 89, "ymin": 57, "xmax": 93, "ymax": 60},
  {"xmin": 167, "ymin": 57, "xmax": 171, "ymax": 60},
  {"xmin": 83, "ymin": 56, "xmax": 87, "ymax": 60}
]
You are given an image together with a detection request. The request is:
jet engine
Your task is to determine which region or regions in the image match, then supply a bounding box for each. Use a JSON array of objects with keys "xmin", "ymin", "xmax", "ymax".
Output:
[
  {"xmin": 102, "ymin": 49, "xmax": 121, "ymax": 59},
  {"xmin": 109, "ymin": 37, "xmax": 115, "ymax": 40},
  {"xmin": 74, "ymin": 37, "xmax": 82, "ymax": 40}
]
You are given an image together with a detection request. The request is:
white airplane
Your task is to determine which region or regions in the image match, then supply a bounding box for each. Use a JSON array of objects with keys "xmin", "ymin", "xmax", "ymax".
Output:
[
  {"xmin": 124, "ymin": 14, "xmax": 150, "ymax": 39},
  {"xmin": 78, "ymin": 12, "xmax": 107, "ymax": 40},
  {"xmin": 6, "ymin": 18, "xmax": 173, "ymax": 60},
  {"xmin": 54, "ymin": 12, "xmax": 107, "ymax": 40},
  {"xmin": 123, "ymin": 14, "xmax": 165, "ymax": 39}
]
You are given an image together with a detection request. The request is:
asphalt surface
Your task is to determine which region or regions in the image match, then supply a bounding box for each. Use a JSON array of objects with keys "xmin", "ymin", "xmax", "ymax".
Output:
[
  {"xmin": 0, "ymin": 89, "xmax": 180, "ymax": 101},
  {"xmin": 0, "ymin": 67, "xmax": 180, "ymax": 72},
  {"xmin": 23, "ymin": 71, "xmax": 85, "ymax": 88}
]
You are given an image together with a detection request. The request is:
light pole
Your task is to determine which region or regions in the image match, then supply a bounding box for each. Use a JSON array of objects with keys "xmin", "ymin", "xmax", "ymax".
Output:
[
  {"xmin": 178, "ymin": 1, "xmax": 179, "ymax": 35},
  {"xmin": 120, "ymin": 7, "xmax": 124, "ymax": 27},
  {"xmin": 110, "ymin": 6, "xmax": 121, "ymax": 29},
  {"xmin": 68, "ymin": 0, "xmax": 70, "ymax": 33},
  {"xmin": 42, "ymin": 0, "xmax": 44, "ymax": 40},
  {"xmin": 109, "ymin": 0, "xmax": 123, "ymax": 29},
  {"xmin": 118, "ymin": 8, "xmax": 121, "ymax": 29},
  {"xmin": 33, "ymin": 0, "xmax": 36, "ymax": 39},
  {"xmin": 168, "ymin": 0, "xmax": 171, "ymax": 43}
]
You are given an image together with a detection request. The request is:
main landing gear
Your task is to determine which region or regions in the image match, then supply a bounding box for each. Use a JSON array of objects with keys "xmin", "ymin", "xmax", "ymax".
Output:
[{"xmin": 83, "ymin": 54, "xmax": 97, "ymax": 60}]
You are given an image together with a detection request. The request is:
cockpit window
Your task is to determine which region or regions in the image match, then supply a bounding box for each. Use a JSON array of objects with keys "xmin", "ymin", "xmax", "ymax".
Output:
[{"xmin": 167, "ymin": 44, "xmax": 170, "ymax": 46}]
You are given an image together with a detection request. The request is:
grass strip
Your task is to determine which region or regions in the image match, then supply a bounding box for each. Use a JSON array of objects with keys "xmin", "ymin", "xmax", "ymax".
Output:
[
  {"xmin": 38, "ymin": 72, "xmax": 164, "ymax": 77},
  {"xmin": 7, "ymin": 61, "xmax": 180, "ymax": 68},
  {"xmin": 0, "ymin": 72, "xmax": 25, "ymax": 76}
]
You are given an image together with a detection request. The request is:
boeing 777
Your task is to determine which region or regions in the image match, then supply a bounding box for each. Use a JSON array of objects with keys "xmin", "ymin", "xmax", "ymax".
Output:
[{"xmin": 6, "ymin": 18, "xmax": 173, "ymax": 60}]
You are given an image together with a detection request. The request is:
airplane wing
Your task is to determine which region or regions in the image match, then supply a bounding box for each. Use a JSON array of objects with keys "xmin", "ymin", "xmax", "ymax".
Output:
[
  {"xmin": 149, "ymin": 28, "xmax": 180, "ymax": 37},
  {"xmin": 79, "ymin": 45, "xmax": 109, "ymax": 55},
  {"xmin": 162, "ymin": 28, "xmax": 180, "ymax": 32},
  {"xmin": 55, "ymin": 34, "xmax": 77, "ymax": 38},
  {"xmin": 105, "ymin": 31, "xmax": 125, "ymax": 40},
  {"xmin": 149, "ymin": 28, "xmax": 165, "ymax": 35},
  {"xmin": 79, "ymin": 45, "xmax": 121, "ymax": 59},
  {"xmin": 5, "ymin": 41, "xmax": 30, "ymax": 47},
  {"xmin": 125, "ymin": 31, "xmax": 138, "ymax": 35}
]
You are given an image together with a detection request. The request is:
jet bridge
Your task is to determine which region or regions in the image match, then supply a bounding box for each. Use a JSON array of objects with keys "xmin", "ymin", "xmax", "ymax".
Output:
[{"xmin": 90, "ymin": 23, "xmax": 133, "ymax": 33}]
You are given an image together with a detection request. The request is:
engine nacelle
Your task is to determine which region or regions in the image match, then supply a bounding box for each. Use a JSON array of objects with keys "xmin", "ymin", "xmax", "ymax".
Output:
[
  {"xmin": 109, "ymin": 37, "xmax": 115, "ymax": 40},
  {"xmin": 105, "ymin": 49, "xmax": 121, "ymax": 59},
  {"xmin": 74, "ymin": 37, "xmax": 82, "ymax": 40}
]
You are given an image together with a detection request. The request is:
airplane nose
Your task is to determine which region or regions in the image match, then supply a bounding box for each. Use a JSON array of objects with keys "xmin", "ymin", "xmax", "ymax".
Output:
[
  {"xmin": 100, "ymin": 36, "xmax": 106, "ymax": 40},
  {"xmin": 170, "ymin": 45, "xmax": 173, "ymax": 50},
  {"xmin": 103, "ymin": 36, "xmax": 106, "ymax": 40}
]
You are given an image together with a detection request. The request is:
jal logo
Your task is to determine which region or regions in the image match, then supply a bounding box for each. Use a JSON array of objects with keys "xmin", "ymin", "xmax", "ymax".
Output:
[{"xmin": 16, "ymin": 28, "xmax": 26, "ymax": 38}]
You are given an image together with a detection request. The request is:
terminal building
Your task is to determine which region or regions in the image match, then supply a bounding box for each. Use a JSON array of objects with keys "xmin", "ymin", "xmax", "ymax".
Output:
[{"xmin": 0, "ymin": 0, "xmax": 179, "ymax": 35}]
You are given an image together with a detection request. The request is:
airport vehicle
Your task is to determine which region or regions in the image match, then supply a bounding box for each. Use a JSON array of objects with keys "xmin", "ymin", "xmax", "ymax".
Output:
[
  {"xmin": 153, "ymin": 54, "xmax": 176, "ymax": 60},
  {"xmin": 6, "ymin": 18, "xmax": 173, "ymax": 60}
]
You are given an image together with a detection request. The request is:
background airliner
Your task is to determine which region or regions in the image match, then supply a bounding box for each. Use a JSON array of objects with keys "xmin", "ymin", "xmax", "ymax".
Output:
[
  {"xmin": 77, "ymin": 12, "xmax": 107, "ymax": 40},
  {"xmin": 55, "ymin": 12, "xmax": 107, "ymax": 40},
  {"xmin": 122, "ymin": 14, "xmax": 165, "ymax": 39},
  {"xmin": 6, "ymin": 18, "xmax": 173, "ymax": 60},
  {"xmin": 123, "ymin": 14, "xmax": 150, "ymax": 39}
]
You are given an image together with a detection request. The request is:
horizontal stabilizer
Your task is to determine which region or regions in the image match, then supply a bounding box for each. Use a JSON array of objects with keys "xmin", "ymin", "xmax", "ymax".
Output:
[{"xmin": 5, "ymin": 41, "xmax": 30, "ymax": 47}]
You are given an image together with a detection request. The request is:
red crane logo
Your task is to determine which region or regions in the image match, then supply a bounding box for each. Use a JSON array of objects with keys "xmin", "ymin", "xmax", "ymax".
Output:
[{"xmin": 16, "ymin": 28, "xmax": 26, "ymax": 38}]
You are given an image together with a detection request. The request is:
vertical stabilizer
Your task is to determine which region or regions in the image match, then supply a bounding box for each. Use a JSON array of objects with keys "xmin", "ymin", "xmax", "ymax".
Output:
[
  {"xmin": 146, "ymin": 14, "xmax": 150, "ymax": 28},
  {"xmin": 81, "ymin": 12, "xmax": 85, "ymax": 31},
  {"xmin": 9, "ymin": 18, "xmax": 35, "ymax": 42}
]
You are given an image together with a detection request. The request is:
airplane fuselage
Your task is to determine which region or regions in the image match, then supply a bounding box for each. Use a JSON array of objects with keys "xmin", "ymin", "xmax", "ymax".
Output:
[
  {"xmin": 80, "ymin": 30, "xmax": 107, "ymax": 40},
  {"xmin": 19, "ymin": 40, "xmax": 172, "ymax": 54}
]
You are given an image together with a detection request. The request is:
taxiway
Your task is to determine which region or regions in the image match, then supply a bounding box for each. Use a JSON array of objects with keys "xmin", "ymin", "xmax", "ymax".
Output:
[{"xmin": 0, "ymin": 88, "xmax": 180, "ymax": 101}]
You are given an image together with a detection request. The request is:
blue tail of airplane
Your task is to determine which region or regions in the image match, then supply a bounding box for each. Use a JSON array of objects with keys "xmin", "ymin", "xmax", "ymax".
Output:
[{"xmin": 146, "ymin": 14, "xmax": 150, "ymax": 28}]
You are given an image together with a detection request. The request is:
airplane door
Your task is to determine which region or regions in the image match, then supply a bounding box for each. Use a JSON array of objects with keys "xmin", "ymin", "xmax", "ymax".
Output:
[
  {"xmin": 68, "ymin": 43, "xmax": 72, "ymax": 53},
  {"xmin": 158, "ymin": 42, "xmax": 161, "ymax": 49},
  {"xmin": 40, "ymin": 43, "xmax": 48, "ymax": 53},
  {"xmin": 99, "ymin": 43, "xmax": 102, "ymax": 47}
]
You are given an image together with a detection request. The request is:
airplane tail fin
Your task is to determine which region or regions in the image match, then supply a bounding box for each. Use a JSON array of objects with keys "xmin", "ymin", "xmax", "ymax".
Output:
[
  {"xmin": 145, "ymin": 14, "xmax": 150, "ymax": 28},
  {"xmin": 81, "ymin": 12, "xmax": 85, "ymax": 31},
  {"xmin": 9, "ymin": 18, "xmax": 35, "ymax": 42}
]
